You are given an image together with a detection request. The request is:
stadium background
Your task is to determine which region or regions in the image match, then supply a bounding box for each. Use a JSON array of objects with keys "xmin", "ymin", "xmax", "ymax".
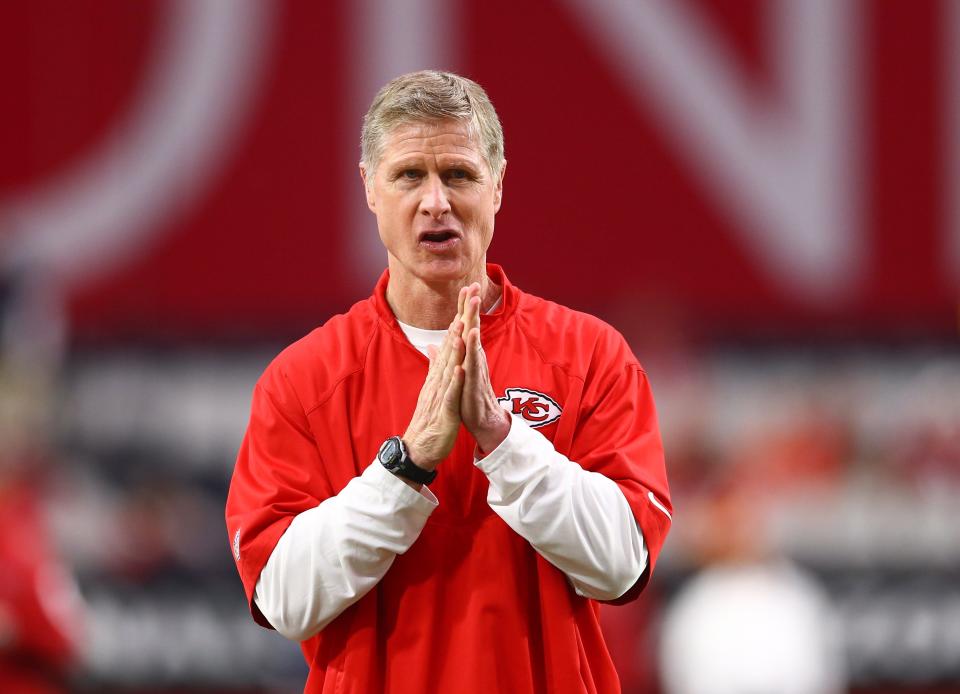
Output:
[{"xmin": 1, "ymin": 1, "xmax": 958, "ymax": 692}]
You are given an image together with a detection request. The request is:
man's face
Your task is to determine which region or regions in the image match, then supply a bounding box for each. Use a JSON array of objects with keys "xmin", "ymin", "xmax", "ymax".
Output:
[{"xmin": 361, "ymin": 119, "xmax": 504, "ymax": 284}]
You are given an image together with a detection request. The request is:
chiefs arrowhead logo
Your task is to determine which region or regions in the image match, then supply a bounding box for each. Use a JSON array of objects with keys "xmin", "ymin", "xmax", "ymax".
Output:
[{"xmin": 497, "ymin": 388, "xmax": 562, "ymax": 428}]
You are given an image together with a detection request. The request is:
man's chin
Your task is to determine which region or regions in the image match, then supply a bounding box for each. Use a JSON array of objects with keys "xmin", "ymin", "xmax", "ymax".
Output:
[{"xmin": 412, "ymin": 258, "xmax": 473, "ymax": 283}]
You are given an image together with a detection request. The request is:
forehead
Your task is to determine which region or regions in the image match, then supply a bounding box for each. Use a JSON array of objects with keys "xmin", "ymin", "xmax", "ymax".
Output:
[{"xmin": 380, "ymin": 119, "xmax": 484, "ymax": 163}]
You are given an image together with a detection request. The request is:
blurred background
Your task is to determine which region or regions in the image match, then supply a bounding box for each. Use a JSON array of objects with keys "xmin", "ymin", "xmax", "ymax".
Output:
[{"xmin": 1, "ymin": 1, "xmax": 959, "ymax": 692}]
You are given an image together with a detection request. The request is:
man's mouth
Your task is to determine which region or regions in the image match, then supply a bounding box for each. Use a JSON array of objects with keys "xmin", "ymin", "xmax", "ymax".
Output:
[
  {"xmin": 419, "ymin": 230, "xmax": 459, "ymax": 243},
  {"xmin": 418, "ymin": 229, "xmax": 461, "ymax": 250}
]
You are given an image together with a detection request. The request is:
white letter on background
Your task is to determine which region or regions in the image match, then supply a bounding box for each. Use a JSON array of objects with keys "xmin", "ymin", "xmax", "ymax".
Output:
[{"xmin": 562, "ymin": 0, "xmax": 863, "ymax": 303}]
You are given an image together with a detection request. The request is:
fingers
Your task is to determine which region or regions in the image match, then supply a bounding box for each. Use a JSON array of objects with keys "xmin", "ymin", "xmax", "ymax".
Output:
[
  {"xmin": 458, "ymin": 285, "xmax": 468, "ymax": 320},
  {"xmin": 441, "ymin": 317, "xmax": 461, "ymax": 356},
  {"xmin": 442, "ymin": 364, "xmax": 465, "ymax": 412},
  {"xmin": 425, "ymin": 282, "xmax": 479, "ymax": 400},
  {"xmin": 458, "ymin": 284, "xmax": 483, "ymax": 387},
  {"xmin": 457, "ymin": 284, "xmax": 476, "ymax": 338},
  {"xmin": 463, "ymin": 325, "xmax": 478, "ymax": 371},
  {"xmin": 471, "ymin": 294, "xmax": 481, "ymax": 334},
  {"xmin": 406, "ymin": 282, "xmax": 491, "ymax": 466},
  {"xmin": 429, "ymin": 318, "xmax": 463, "ymax": 379},
  {"xmin": 442, "ymin": 324, "xmax": 465, "ymax": 385},
  {"xmin": 404, "ymin": 321, "xmax": 466, "ymax": 466},
  {"xmin": 461, "ymin": 286, "xmax": 481, "ymax": 339},
  {"xmin": 430, "ymin": 282, "xmax": 477, "ymax": 379},
  {"xmin": 462, "ymin": 325, "xmax": 488, "ymax": 403}
]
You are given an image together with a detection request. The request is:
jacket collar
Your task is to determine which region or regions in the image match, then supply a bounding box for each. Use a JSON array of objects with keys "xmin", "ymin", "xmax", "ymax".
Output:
[{"xmin": 372, "ymin": 263, "xmax": 519, "ymax": 343}]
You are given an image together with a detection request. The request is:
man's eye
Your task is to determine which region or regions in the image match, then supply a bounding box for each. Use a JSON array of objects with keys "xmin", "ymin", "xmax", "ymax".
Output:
[
  {"xmin": 401, "ymin": 170, "xmax": 422, "ymax": 180},
  {"xmin": 448, "ymin": 169, "xmax": 469, "ymax": 180}
]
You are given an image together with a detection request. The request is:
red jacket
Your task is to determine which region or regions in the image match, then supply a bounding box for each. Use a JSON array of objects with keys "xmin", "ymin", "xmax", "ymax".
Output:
[{"xmin": 226, "ymin": 265, "xmax": 671, "ymax": 693}]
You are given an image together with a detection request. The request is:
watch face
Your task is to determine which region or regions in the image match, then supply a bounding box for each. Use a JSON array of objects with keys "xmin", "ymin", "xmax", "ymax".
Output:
[{"xmin": 378, "ymin": 437, "xmax": 402, "ymax": 469}]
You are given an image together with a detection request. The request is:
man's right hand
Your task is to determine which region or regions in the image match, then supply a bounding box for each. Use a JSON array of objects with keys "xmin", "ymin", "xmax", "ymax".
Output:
[{"xmin": 402, "ymin": 317, "xmax": 466, "ymax": 471}]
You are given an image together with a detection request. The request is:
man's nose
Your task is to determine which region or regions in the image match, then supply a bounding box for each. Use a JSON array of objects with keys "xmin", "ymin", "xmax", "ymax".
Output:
[{"xmin": 419, "ymin": 175, "xmax": 451, "ymax": 219}]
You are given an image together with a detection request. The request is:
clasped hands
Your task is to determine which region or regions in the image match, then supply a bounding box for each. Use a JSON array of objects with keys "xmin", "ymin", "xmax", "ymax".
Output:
[{"xmin": 402, "ymin": 283, "xmax": 511, "ymax": 472}]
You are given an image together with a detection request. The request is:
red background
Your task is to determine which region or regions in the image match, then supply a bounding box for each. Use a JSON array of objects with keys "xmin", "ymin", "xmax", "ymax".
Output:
[{"xmin": 0, "ymin": 0, "xmax": 955, "ymax": 343}]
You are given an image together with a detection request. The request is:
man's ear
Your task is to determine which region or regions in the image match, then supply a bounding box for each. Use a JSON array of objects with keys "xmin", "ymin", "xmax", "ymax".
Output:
[
  {"xmin": 360, "ymin": 163, "xmax": 376, "ymax": 212},
  {"xmin": 493, "ymin": 160, "xmax": 506, "ymax": 213}
]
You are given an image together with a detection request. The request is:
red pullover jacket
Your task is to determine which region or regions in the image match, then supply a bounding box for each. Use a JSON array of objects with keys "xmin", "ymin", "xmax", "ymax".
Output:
[{"xmin": 226, "ymin": 265, "xmax": 671, "ymax": 693}]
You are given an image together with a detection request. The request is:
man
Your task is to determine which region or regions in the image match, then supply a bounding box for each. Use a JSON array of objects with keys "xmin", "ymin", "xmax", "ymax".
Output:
[{"xmin": 226, "ymin": 70, "xmax": 671, "ymax": 693}]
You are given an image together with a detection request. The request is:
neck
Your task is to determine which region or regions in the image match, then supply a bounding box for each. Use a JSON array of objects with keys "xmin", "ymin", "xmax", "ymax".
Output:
[{"xmin": 386, "ymin": 260, "xmax": 500, "ymax": 329}]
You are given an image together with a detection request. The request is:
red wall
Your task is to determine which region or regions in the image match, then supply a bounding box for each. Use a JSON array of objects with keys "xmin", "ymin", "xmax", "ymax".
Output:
[{"xmin": 1, "ymin": 1, "xmax": 956, "ymax": 342}]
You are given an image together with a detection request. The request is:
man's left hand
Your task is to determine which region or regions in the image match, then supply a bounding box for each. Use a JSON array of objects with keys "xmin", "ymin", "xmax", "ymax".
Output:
[{"xmin": 459, "ymin": 283, "xmax": 511, "ymax": 454}]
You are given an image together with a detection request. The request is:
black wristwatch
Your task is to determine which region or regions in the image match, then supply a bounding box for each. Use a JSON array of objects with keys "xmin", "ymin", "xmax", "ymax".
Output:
[{"xmin": 377, "ymin": 436, "xmax": 437, "ymax": 485}]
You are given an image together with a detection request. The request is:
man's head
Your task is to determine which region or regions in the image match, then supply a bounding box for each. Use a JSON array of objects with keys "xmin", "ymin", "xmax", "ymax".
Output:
[{"xmin": 360, "ymin": 71, "xmax": 506, "ymax": 287}]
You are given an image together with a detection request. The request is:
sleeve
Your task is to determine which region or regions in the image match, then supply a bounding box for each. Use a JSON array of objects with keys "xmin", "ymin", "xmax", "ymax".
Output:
[
  {"xmin": 254, "ymin": 460, "xmax": 437, "ymax": 641},
  {"xmin": 226, "ymin": 369, "xmax": 440, "ymax": 637},
  {"xmin": 569, "ymin": 328, "xmax": 672, "ymax": 603},
  {"xmin": 224, "ymin": 372, "xmax": 335, "ymax": 628},
  {"xmin": 476, "ymin": 414, "xmax": 647, "ymax": 601}
]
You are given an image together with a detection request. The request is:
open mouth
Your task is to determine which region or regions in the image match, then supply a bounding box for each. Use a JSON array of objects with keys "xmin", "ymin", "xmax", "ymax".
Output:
[
  {"xmin": 419, "ymin": 230, "xmax": 459, "ymax": 243},
  {"xmin": 418, "ymin": 230, "xmax": 462, "ymax": 252}
]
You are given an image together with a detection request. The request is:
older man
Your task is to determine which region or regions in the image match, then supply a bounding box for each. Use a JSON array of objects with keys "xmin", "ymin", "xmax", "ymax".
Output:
[{"xmin": 226, "ymin": 71, "xmax": 671, "ymax": 693}]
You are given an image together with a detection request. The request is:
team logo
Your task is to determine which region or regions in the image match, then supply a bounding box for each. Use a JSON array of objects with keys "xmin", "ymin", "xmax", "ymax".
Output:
[{"xmin": 498, "ymin": 388, "xmax": 562, "ymax": 428}]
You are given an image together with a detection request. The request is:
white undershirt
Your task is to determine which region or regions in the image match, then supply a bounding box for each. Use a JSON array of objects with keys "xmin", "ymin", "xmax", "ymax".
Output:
[
  {"xmin": 395, "ymin": 294, "xmax": 502, "ymax": 356},
  {"xmin": 394, "ymin": 320, "xmax": 447, "ymax": 356},
  {"xmin": 253, "ymin": 315, "xmax": 648, "ymax": 642}
]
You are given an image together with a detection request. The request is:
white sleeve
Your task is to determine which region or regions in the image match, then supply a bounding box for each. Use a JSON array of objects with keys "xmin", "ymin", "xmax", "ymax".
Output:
[
  {"xmin": 475, "ymin": 414, "xmax": 647, "ymax": 601},
  {"xmin": 254, "ymin": 460, "xmax": 438, "ymax": 642}
]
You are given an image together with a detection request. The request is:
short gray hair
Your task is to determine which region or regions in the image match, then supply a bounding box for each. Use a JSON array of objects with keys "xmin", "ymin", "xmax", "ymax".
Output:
[{"xmin": 361, "ymin": 70, "xmax": 505, "ymax": 176}]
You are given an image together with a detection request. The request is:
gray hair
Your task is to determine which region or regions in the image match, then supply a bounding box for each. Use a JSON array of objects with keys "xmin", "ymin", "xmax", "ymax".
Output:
[{"xmin": 361, "ymin": 70, "xmax": 505, "ymax": 176}]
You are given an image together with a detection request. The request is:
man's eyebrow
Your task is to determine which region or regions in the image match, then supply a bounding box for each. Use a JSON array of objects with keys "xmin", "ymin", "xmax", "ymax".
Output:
[
  {"xmin": 442, "ymin": 158, "xmax": 481, "ymax": 170},
  {"xmin": 386, "ymin": 158, "xmax": 424, "ymax": 172}
]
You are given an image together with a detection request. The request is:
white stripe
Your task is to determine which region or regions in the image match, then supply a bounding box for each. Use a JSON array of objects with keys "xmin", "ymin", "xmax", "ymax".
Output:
[
  {"xmin": 648, "ymin": 491, "xmax": 672, "ymax": 520},
  {"xmin": 2, "ymin": 0, "xmax": 274, "ymax": 287},
  {"xmin": 559, "ymin": 0, "xmax": 863, "ymax": 303}
]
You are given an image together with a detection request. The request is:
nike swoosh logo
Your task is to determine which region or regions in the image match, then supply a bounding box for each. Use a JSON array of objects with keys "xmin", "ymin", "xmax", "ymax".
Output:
[{"xmin": 648, "ymin": 491, "xmax": 672, "ymax": 520}]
